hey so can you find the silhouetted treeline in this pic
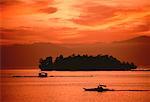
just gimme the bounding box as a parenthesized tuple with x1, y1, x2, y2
(39, 54, 137, 71)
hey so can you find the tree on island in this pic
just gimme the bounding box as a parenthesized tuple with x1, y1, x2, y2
(39, 54, 137, 71)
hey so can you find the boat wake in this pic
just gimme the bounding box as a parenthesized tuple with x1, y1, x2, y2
(112, 90, 150, 92)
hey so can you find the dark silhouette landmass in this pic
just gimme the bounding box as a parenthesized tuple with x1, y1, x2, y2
(39, 54, 137, 71)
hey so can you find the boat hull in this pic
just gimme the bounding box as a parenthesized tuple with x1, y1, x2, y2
(83, 88, 114, 92)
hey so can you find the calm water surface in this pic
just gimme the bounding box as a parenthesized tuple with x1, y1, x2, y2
(0, 69, 150, 102)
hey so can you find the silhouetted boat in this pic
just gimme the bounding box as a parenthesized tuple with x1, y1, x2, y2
(38, 72, 47, 77)
(83, 88, 114, 92)
(83, 84, 114, 92)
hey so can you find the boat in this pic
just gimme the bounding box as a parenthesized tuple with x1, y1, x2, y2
(38, 72, 48, 77)
(83, 84, 114, 92)
(83, 88, 113, 92)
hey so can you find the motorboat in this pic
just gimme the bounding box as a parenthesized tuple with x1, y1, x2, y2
(83, 84, 114, 92)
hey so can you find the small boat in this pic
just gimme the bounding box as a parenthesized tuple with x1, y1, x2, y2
(83, 88, 113, 92)
(38, 72, 48, 77)
(83, 84, 114, 92)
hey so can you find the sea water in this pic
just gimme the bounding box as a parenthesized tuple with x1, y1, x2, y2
(0, 69, 150, 102)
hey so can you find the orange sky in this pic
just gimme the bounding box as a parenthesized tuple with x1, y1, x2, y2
(1, 0, 150, 45)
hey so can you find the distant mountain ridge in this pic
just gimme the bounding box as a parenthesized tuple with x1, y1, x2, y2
(115, 35, 150, 43)
(1, 35, 150, 69)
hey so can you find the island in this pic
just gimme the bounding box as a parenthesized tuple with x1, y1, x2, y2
(39, 54, 137, 71)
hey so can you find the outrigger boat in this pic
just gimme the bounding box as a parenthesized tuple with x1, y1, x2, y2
(83, 84, 114, 92)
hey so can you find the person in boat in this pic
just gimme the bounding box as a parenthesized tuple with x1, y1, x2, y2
(39, 72, 47, 77)
(97, 84, 106, 90)
(97, 84, 104, 90)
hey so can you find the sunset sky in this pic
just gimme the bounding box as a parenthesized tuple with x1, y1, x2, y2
(1, 0, 150, 45)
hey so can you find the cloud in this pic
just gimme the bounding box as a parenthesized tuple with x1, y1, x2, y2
(0, 27, 79, 44)
(1, 0, 150, 45)
(38, 7, 57, 14)
(1, 27, 35, 40)
(0, 0, 22, 6)
(109, 15, 150, 35)
(72, 1, 150, 27)
(1, 0, 57, 17)
(72, 4, 117, 26)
